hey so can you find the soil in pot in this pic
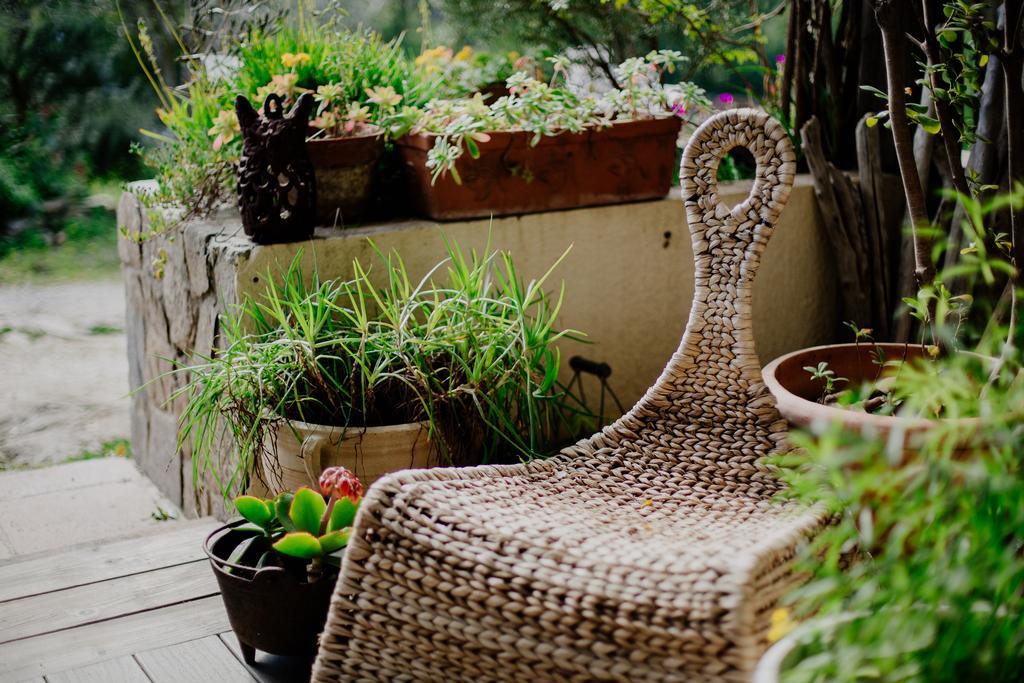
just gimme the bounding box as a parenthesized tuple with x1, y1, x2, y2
(204, 521, 336, 665)
(396, 117, 682, 220)
(306, 130, 384, 226)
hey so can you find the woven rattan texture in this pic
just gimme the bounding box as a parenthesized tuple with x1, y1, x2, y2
(311, 109, 823, 682)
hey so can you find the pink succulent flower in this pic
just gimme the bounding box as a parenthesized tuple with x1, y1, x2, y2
(719, 93, 734, 105)
(775, 54, 786, 64)
(319, 466, 364, 501)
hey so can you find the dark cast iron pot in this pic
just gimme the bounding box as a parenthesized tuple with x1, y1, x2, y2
(204, 520, 337, 665)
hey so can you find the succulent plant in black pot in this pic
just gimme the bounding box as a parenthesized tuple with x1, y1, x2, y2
(204, 466, 364, 665)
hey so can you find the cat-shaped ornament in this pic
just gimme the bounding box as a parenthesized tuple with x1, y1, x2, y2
(235, 92, 316, 244)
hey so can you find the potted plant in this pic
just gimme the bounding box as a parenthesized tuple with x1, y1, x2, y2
(176, 237, 589, 500)
(126, 11, 437, 234)
(305, 80, 387, 226)
(764, 0, 1023, 442)
(390, 51, 709, 220)
(757, 341, 1024, 682)
(214, 50, 407, 227)
(206, 466, 363, 664)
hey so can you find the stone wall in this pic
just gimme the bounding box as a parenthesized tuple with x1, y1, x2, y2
(118, 177, 837, 517)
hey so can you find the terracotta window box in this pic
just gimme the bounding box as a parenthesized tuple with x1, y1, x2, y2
(396, 117, 683, 220)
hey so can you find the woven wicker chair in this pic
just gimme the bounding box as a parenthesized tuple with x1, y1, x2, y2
(312, 108, 824, 682)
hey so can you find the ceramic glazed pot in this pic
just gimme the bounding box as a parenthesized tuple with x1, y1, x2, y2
(396, 117, 682, 220)
(260, 418, 435, 494)
(204, 521, 336, 665)
(305, 130, 384, 225)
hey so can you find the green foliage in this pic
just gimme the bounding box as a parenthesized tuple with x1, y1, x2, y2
(436, 0, 772, 88)
(328, 497, 359, 532)
(288, 487, 326, 536)
(803, 361, 847, 401)
(415, 45, 525, 98)
(272, 531, 324, 559)
(0, 207, 122, 284)
(232, 481, 361, 573)
(775, 341, 1024, 682)
(126, 5, 433, 230)
(175, 237, 591, 500)
(0, 0, 158, 180)
(232, 27, 433, 113)
(404, 51, 709, 182)
(234, 495, 274, 527)
(775, 182, 1024, 679)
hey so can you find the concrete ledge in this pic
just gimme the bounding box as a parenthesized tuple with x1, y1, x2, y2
(118, 178, 837, 516)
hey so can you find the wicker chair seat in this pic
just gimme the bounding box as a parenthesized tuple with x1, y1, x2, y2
(313, 109, 824, 683)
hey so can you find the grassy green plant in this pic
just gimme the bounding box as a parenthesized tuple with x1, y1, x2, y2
(174, 236, 590, 499)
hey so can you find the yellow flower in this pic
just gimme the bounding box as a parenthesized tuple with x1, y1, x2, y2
(454, 45, 473, 61)
(767, 608, 795, 643)
(281, 52, 311, 69)
(415, 45, 452, 66)
(507, 51, 520, 62)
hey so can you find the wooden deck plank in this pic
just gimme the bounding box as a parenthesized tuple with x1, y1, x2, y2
(44, 657, 150, 683)
(0, 595, 230, 681)
(135, 635, 255, 683)
(0, 560, 218, 644)
(0, 519, 218, 602)
(219, 632, 313, 683)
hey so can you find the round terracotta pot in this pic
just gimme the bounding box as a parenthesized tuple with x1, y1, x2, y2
(305, 130, 384, 226)
(762, 343, 978, 454)
(204, 521, 336, 665)
(260, 418, 436, 495)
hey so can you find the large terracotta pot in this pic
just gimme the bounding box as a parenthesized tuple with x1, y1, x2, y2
(260, 418, 435, 494)
(396, 117, 682, 220)
(306, 130, 383, 225)
(762, 343, 977, 454)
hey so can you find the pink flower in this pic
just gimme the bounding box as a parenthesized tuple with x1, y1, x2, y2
(671, 102, 688, 117)
(775, 54, 786, 64)
(319, 466, 364, 501)
(719, 93, 734, 105)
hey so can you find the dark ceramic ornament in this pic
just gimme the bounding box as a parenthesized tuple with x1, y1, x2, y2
(235, 93, 316, 244)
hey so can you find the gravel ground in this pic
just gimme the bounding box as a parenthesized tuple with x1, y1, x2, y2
(0, 280, 129, 467)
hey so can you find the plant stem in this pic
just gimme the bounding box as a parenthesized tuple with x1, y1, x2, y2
(874, 0, 939, 343)
(1000, 0, 1024, 353)
(920, 1, 973, 203)
(307, 556, 323, 584)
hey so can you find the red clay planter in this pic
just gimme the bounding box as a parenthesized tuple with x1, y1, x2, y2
(396, 117, 682, 220)
(762, 343, 935, 436)
(306, 131, 384, 225)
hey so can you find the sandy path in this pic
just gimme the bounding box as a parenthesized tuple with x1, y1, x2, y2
(0, 280, 130, 467)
